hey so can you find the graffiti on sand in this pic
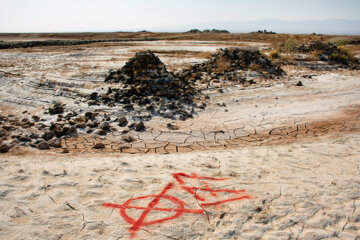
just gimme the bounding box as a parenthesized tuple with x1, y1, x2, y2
(103, 172, 253, 238)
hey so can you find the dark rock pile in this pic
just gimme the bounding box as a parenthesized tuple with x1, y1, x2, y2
(0, 109, 77, 152)
(0, 102, 145, 153)
(105, 50, 170, 83)
(297, 41, 338, 55)
(297, 41, 359, 68)
(90, 51, 205, 120)
(178, 48, 284, 84)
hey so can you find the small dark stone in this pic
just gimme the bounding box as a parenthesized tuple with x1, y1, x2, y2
(94, 129, 107, 136)
(93, 143, 105, 149)
(38, 141, 50, 150)
(0, 144, 10, 153)
(75, 123, 86, 128)
(118, 117, 128, 127)
(85, 127, 93, 134)
(61, 148, 69, 154)
(296, 81, 304, 86)
(48, 138, 62, 148)
(0, 129, 8, 137)
(122, 135, 135, 143)
(48, 102, 64, 115)
(124, 104, 134, 110)
(42, 131, 55, 141)
(167, 123, 179, 130)
(122, 129, 130, 134)
(89, 92, 98, 100)
(99, 122, 110, 131)
(2, 125, 13, 131)
(84, 112, 94, 120)
(17, 136, 31, 142)
(134, 122, 145, 132)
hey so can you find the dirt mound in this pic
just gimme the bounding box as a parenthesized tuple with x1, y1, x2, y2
(298, 41, 338, 55)
(105, 51, 171, 83)
(190, 48, 284, 76)
(177, 48, 284, 86)
(297, 41, 359, 68)
(92, 51, 206, 120)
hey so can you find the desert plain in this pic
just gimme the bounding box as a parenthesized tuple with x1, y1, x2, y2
(0, 32, 360, 239)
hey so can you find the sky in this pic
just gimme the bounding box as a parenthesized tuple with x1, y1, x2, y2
(0, 0, 359, 32)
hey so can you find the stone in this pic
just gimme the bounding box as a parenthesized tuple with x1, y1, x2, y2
(85, 127, 93, 134)
(84, 112, 94, 120)
(42, 131, 54, 141)
(94, 129, 107, 136)
(0, 144, 10, 153)
(122, 135, 136, 143)
(62, 126, 77, 137)
(48, 138, 62, 148)
(93, 143, 105, 149)
(164, 110, 174, 119)
(296, 81, 304, 86)
(48, 102, 64, 115)
(99, 122, 110, 131)
(61, 148, 69, 154)
(75, 123, 86, 128)
(124, 104, 134, 110)
(87, 121, 99, 128)
(134, 122, 145, 132)
(118, 117, 128, 127)
(167, 123, 179, 130)
(0, 129, 7, 137)
(37, 141, 50, 150)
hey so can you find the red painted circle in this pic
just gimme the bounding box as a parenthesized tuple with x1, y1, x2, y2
(119, 194, 186, 226)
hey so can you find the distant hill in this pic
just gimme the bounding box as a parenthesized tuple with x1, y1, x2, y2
(154, 19, 360, 35)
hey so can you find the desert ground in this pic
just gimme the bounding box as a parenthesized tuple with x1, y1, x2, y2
(0, 32, 360, 239)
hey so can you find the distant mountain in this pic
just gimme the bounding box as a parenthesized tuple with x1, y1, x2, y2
(153, 19, 360, 35)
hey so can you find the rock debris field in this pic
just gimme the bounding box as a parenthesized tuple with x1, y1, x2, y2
(0, 39, 360, 239)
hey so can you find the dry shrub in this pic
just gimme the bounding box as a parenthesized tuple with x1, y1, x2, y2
(285, 38, 299, 53)
(328, 46, 354, 64)
(214, 55, 232, 72)
(269, 50, 280, 59)
(311, 50, 323, 61)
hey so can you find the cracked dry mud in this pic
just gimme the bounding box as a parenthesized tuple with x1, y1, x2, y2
(0, 40, 360, 239)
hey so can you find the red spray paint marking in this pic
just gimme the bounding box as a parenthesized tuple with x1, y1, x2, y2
(103, 182, 204, 238)
(200, 195, 252, 207)
(172, 172, 248, 203)
(103, 173, 253, 238)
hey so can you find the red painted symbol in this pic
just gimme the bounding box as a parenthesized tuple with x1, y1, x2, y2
(103, 173, 253, 238)
(173, 173, 251, 207)
(103, 183, 203, 238)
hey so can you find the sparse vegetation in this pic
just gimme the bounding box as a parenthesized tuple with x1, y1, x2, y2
(333, 39, 351, 46)
(214, 55, 232, 72)
(328, 46, 354, 64)
(253, 29, 276, 34)
(284, 38, 299, 53)
(269, 50, 280, 59)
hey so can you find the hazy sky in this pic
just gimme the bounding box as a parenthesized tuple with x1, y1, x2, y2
(0, 0, 359, 32)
